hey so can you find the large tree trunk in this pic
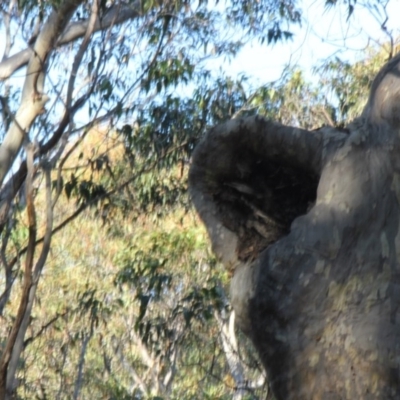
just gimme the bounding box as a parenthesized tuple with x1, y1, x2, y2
(189, 53, 400, 399)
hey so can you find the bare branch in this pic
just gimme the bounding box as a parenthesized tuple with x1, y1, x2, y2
(215, 310, 247, 399)
(24, 310, 69, 348)
(66, 0, 99, 110)
(112, 338, 149, 395)
(1, 0, 17, 62)
(33, 164, 54, 281)
(0, 95, 85, 234)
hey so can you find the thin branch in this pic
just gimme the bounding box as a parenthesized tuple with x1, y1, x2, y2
(66, 0, 99, 111)
(319, 106, 335, 126)
(0, 95, 86, 234)
(6, 139, 191, 270)
(5, 158, 54, 395)
(23, 310, 69, 348)
(112, 338, 149, 395)
(0, 1, 142, 81)
(1, 0, 17, 62)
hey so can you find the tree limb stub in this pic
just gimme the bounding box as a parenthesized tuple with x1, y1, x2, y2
(189, 116, 333, 271)
(189, 54, 400, 398)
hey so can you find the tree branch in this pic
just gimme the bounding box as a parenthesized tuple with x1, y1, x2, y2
(0, 0, 82, 188)
(66, 0, 99, 110)
(214, 310, 247, 399)
(23, 310, 69, 348)
(0, 1, 142, 81)
(0, 95, 86, 235)
(73, 331, 92, 400)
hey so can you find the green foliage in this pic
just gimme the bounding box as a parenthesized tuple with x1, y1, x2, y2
(325, 0, 357, 19)
(64, 174, 107, 205)
(142, 57, 195, 93)
(316, 49, 387, 123)
(23, 44, 384, 399)
(0, 0, 395, 397)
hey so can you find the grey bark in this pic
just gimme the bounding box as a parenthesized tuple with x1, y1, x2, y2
(189, 53, 400, 398)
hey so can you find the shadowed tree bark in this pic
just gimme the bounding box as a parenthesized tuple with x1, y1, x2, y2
(189, 52, 400, 399)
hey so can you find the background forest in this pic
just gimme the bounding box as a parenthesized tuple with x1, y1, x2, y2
(0, 0, 398, 399)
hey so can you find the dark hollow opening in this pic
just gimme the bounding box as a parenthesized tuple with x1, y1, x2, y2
(213, 150, 319, 262)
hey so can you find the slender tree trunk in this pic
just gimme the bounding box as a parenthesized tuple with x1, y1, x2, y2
(73, 332, 92, 400)
(0, 154, 53, 398)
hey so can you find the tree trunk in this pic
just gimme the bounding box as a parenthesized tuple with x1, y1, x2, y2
(189, 53, 400, 399)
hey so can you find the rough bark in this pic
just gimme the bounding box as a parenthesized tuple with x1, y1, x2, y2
(189, 53, 400, 398)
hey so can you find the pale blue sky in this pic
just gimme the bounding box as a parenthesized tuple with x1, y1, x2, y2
(217, 0, 400, 84)
(1, 2, 398, 87)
